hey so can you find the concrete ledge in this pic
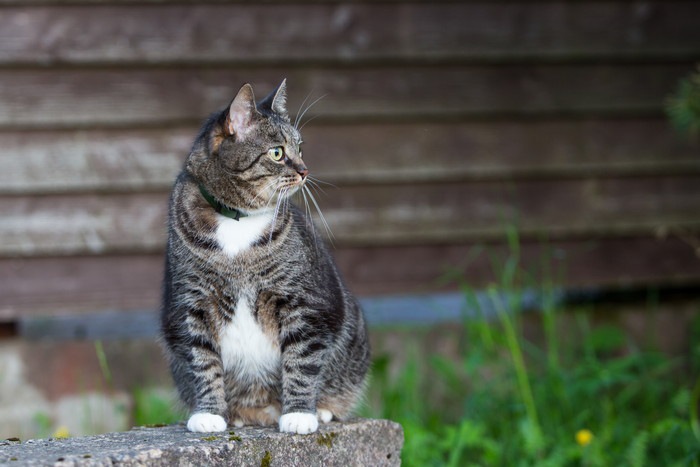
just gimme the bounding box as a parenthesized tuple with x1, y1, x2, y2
(0, 419, 403, 467)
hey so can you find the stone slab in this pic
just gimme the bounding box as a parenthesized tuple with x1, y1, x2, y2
(0, 419, 403, 467)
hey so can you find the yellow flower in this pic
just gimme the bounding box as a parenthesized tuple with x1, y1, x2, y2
(53, 426, 71, 439)
(575, 429, 594, 447)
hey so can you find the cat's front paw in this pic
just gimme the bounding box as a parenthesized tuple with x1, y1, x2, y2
(187, 412, 227, 433)
(279, 412, 318, 434)
(317, 408, 333, 423)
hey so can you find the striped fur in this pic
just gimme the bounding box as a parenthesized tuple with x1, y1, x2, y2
(160, 81, 370, 434)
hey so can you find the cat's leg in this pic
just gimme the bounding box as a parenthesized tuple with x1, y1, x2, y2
(315, 390, 362, 425)
(277, 312, 328, 434)
(314, 321, 370, 425)
(176, 336, 228, 432)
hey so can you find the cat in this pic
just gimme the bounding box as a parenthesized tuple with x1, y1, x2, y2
(160, 80, 371, 435)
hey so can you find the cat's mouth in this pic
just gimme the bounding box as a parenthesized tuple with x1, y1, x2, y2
(279, 175, 306, 194)
(265, 176, 305, 204)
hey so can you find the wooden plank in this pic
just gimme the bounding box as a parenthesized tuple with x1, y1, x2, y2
(1, 175, 699, 256)
(1, 4, 467, 65)
(0, 2, 698, 65)
(305, 120, 700, 183)
(0, 128, 189, 194)
(313, 176, 700, 245)
(339, 236, 700, 293)
(2, 235, 698, 317)
(0, 64, 692, 128)
(0, 255, 164, 319)
(1, 119, 698, 194)
(0, 192, 169, 256)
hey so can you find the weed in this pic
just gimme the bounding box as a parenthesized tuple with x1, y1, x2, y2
(132, 387, 183, 427)
(317, 432, 337, 448)
(260, 450, 272, 467)
(666, 64, 700, 139)
(361, 230, 700, 466)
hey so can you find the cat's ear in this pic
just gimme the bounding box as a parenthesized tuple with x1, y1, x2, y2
(258, 79, 289, 120)
(271, 79, 288, 116)
(226, 83, 258, 140)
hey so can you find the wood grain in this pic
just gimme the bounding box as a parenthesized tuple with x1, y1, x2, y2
(314, 176, 700, 245)
(0, 0, 697, 324)
(0, 3, 698, 65)
(2, 235, 698, 317)
(0, 255, 164, 318)
(1, 119, 697, 194)
(0, 64, 692, 128)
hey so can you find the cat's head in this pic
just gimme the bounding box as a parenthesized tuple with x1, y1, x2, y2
(187, 79, 307, 213)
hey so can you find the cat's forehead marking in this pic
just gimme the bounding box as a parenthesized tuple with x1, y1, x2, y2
(278, 126, 301, 146)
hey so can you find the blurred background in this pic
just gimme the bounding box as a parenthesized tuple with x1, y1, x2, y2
(0, 0, 699, 463)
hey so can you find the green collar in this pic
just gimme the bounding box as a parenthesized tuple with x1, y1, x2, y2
(198, 184, 248, 221)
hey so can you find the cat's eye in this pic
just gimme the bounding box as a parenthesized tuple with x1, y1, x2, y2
(268, 146, 285, 161)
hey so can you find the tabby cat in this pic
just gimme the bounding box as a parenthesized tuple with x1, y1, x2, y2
(160, 80, 370, 435)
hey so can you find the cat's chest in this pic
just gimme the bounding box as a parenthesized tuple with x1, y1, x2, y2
(218, 292, 281, 380)
(214, 212, 274, 256)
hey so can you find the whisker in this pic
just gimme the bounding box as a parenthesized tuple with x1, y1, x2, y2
(305, 184, 334, 244)
(260, 179, 286, 222)
(302, 186, 320, 255)
(296, 94, 327, 131)
(252, 178, 281, 207)
(275, 187, 288, 219)
(305, 178, 332, 196)
(307, 175, 337, 189)
(306, 181, 327, 198)
(298, 113, 322, 131)
(269, 186, 288, 242)
(282, 188, 291, 218)
(294, 90, 314, 130)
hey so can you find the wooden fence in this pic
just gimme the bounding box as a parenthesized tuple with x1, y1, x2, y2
(2, 0, 700, 437)
(1, 1, 699, 319)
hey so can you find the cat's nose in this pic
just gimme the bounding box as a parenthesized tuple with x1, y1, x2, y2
(297, 166, 309, 180)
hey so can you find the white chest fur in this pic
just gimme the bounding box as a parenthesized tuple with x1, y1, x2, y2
(219, 292, 280, 382)
(215, 211, 274, 256)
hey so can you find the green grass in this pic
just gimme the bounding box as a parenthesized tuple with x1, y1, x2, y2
(360, 231, 700, 466)
(131, 387, 184, 427)
(363, 318, 699, 466)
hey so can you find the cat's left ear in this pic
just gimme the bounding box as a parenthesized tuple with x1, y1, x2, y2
(258, 79, 289, 120)
(226, 83, 259, 140)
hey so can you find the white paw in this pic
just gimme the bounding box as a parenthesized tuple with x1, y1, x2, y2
(187, 412, 227, 433)
(279, 412, 319, 434)
(317, 409, 333, 423)
(233, 419, 244, 428)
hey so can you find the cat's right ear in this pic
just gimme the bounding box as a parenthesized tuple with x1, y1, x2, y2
(226, 84, 258, 140)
